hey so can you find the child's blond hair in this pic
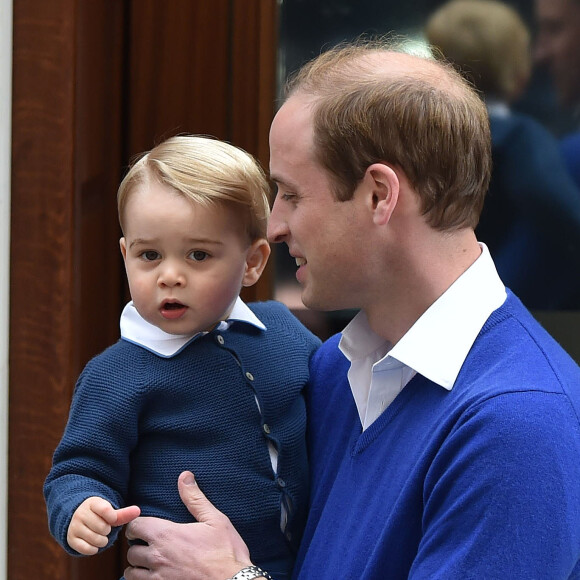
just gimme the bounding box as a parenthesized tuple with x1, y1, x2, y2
(118, 135, 271, 241)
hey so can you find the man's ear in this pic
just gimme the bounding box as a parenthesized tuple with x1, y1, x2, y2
(242, 238, 271, 287)
(365, 163, 400, 225)
(119, 237, 127, 260)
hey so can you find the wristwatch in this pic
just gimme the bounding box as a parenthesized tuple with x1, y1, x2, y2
(227, 565, 273, 580)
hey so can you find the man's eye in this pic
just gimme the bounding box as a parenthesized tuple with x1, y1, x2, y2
(190, 250, 209, 262)
(141, 250, 160, 261)
(281, 193, 297, 202)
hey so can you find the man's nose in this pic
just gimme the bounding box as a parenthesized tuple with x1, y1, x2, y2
(267, 198, 290, 244)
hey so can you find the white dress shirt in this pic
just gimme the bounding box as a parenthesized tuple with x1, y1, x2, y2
(120, 296, 266, 357)
(339, 244, 507, 431)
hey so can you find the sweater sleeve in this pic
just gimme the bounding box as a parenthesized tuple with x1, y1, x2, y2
(43, 347, 142, 556)
(409, 390, 580, 579)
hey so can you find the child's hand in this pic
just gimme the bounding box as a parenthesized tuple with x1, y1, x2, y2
(67, 496, 141, 555)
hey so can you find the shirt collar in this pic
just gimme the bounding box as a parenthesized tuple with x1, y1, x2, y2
(339, 243, 506, 390)
(120, 296, 266, 358)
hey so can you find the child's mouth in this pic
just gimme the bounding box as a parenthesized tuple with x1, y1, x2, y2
(161, 302, 188, 319)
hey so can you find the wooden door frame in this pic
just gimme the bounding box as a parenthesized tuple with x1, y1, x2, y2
(9, 1, 278, 578)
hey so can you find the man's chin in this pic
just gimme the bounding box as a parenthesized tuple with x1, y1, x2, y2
(301, 291, 347, 313)
(300, 290, 323, 311)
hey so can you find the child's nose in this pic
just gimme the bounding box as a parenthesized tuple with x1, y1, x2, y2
(158, 262, 186, 287)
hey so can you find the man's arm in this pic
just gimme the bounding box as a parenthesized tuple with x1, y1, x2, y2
(124, 472, 266, 580)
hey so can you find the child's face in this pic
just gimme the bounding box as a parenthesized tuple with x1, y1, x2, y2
(120, 180, 267, 335)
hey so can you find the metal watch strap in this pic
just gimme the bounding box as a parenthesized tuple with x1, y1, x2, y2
(227, 565, 273, 580)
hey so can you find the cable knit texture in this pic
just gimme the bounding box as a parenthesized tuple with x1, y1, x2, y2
(44, 300, 321, 579)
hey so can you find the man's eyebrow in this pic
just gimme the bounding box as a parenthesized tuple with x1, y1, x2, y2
(269, 174, 294, 189)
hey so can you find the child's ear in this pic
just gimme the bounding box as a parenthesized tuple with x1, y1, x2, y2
(242, 239, 271, 287)
(119, 237, 127, 260)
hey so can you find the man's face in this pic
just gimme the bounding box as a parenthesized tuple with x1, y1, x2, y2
(535, 0, 580, 108)
(267, 95, 370, 312)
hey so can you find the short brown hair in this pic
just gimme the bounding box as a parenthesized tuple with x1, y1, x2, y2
(118, 135, 271, 241)
(284, 39, 491, 230)
(425, 0, 531, 102)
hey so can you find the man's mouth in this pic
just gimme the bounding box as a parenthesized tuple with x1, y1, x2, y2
(295, 257, 307, 267)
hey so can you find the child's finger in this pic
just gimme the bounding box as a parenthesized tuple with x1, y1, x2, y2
(67, 535, 100, 556)
(93, 500, 140, 527)
(67, 525, 109, 555)
(88, 497, 119, 530)
(114, 505, 141, 526)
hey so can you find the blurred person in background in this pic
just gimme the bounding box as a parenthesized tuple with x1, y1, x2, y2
(535, 0, 580, 188)
(426, 0, 580, 310)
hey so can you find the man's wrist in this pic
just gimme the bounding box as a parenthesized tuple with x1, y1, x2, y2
(227, 565, 272, 580)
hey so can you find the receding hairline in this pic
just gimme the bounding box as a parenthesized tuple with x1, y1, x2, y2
(287, 44, 472, 102)
(360, 50, 469, 96)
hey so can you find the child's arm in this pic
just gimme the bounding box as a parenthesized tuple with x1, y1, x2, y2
(67, 496, 141, 555)
(44, 347, 144, 555)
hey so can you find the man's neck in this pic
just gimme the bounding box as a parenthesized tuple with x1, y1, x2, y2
(364, 229, 481, 345)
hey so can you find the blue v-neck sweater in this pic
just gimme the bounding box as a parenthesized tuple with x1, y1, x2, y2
(294, 292, 580, 579)
(44, 301, 320, 579)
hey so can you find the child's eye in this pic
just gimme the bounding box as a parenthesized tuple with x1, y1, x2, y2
(190, 250, 209, 262)
(141, 250, 161, 261)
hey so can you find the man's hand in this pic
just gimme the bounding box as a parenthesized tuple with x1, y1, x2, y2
(124, 471, 253, 580)
(67, 496, 141, 555)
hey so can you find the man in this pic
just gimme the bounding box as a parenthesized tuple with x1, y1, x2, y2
(124, 40, 580, 580)
(535, 0, 580, 187)
(535, 0, 580, 111)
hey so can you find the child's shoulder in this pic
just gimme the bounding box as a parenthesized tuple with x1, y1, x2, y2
(248, 299, 301, 327)
(82, 338, 152, 372)
(73, 339, 154, 399)
(248, 300, 321, 345)
(248, 299, 291, 315)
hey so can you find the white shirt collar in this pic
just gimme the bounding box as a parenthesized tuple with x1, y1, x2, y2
(120, 296, 266, 358)
(339, 243, 507, 390)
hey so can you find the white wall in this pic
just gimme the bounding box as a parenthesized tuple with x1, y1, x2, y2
(0, 0, 11, 578)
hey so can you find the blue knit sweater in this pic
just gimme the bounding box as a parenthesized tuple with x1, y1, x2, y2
(44, 300, 321, 579)
(294, 292, 580, 579)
